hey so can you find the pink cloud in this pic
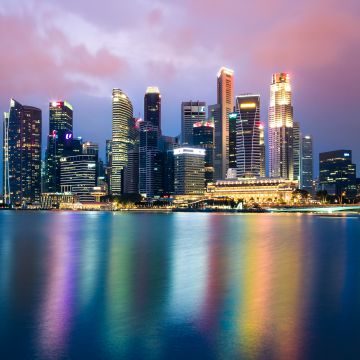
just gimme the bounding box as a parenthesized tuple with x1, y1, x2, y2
(0, 12, 127, 101)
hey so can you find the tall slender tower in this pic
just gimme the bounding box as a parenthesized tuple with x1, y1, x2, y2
(300, 135, 313, 193)
(268, 73, 294, 179)
(111, 88, 133, 195)
(214, 67, 234, 180)
(144, 87, 161, 132)
(293, 121, 301, 181)
(235, 94, 261, 178)
(45, 101, 73, 192)
(259, 123, 266, 177)
(3, 99, 42, 205)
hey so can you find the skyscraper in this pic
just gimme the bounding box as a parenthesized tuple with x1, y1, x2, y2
(268, 73, 294, 179)
(259, 123, 266, 177)
(193, 121, 215, 184)
(228, 112, 237, 171)
(60, 154, 97, 202)
(174, 147, 205, 195)
(319, 150, 357, 199)
(139, 121, 161, 197)
(235, 94, 261, 178)
(214, 67, 234, 180)
(111, 88, 133, 195)
(45, 101, 74, 192)
(181, 101, 206, 145)
(293, 121, 301, 181)
(144, 87, 161, 132)
(3, 99, 42, 205)
(300, 135, 313, 193)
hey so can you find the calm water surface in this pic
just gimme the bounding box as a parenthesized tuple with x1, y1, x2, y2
(0, 211, 359, 359)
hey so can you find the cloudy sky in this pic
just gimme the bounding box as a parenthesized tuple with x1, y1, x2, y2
(0, 0, 359, 172)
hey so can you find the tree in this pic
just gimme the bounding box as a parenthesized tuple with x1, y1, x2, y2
(316, 190, 328, 204)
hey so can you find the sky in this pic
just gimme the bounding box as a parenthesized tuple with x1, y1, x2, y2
(0, 0, 359, 175)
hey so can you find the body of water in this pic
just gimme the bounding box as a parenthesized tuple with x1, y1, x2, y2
(0, 211, 359, 359)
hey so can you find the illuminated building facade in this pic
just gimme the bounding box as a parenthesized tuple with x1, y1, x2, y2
(45, 101, 73, 192)
(144, 87, 161, 131)
(206, 178, 298, 205)
(319, 150, 357, 199)
(124, 118, 140, 194)
(214, 67, 234, 180)
(193, 121, 215, 184)
(181, 101, 206, 144)
(111, 88, 133, 195)
(293, 121, 301, 181)
(3, 99, 42, 205)
(235, 94, 261, 178)
(300, 135, 313, 193)
(259, 123, 266, 177)
(139, 121, 161, 197)
(229, 112, 237, 170)
(268, 73, 294, 179)
(60, 155, 97, 202)
(174, 147, 205, 195)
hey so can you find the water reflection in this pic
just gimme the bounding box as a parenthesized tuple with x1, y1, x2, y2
(0, 212, 359, 359)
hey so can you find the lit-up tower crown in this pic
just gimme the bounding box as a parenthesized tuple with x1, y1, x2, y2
(268, 72, 294, 179)
(144, 86, 161, 133)
(111, 88, 133, 195)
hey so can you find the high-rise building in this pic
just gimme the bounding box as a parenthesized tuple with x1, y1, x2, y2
(319, 150, 357, 199)
(181, 101, 206, 145)
(268, 73, 294, 179)
(229, 112, 237, 171)
(300, 135, 313, 193)
(139, 121, 161, 197)
(293, 121, 301, 182)
(193, 121, 215, 184)
(214, 67, 234, 180)
(174, 147, 205, 195)
(234, 94, 261, 178)
(60, 154, 97, 202)
(82, 141, 99, 158)
(3, 99, 42, 205)
(105, 139, 112, 167)
(45, 101, 73, 192)
(111, 88, 133, 195)
(123, 118, 140, 194)
(259, 123, 266, 177)
(144, 87, 161, 132)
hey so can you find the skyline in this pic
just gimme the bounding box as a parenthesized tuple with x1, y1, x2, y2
(0, 0, 359, 172)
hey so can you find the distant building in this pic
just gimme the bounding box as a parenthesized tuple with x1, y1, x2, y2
(3, 99, 42, 205)
(235, 94, 261, 178)
(268, 73, 294, 179)
(144, 87, 161, 132)
(174, 147, 205, 195)
(123, 118, 140, 194)
(319, 150, 357, 199)
(181, 101, 206, 145)
(213, 67, 234, 180)
(60, 155, 97, 202)
(259, 123, 266, 177)
(229, 112, 237, 170)
(111, 88, 133, 195)
(300, 135, 313, 193)
(193, 121, 215, 185)
(139, 121, 161, 197)
(293, 121, 301, 182)
(207, 178, 298, 205)
(82, 141, 99, 158)
(45, 100, 73, 192)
